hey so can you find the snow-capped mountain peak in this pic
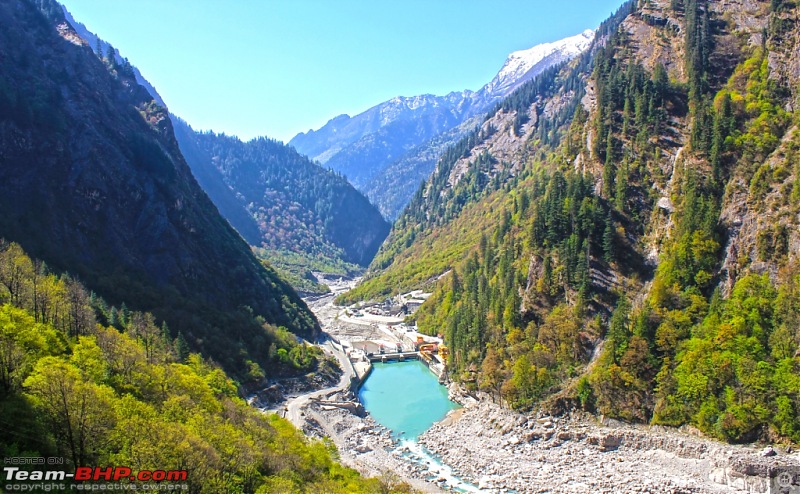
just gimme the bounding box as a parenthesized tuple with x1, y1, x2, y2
(484, 29, 595, 98)
(289, 28, 596, 218)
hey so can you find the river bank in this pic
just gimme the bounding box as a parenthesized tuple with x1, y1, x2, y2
(284, 376, 799, 493)
(417, 385, 799, 493)
(284, 279, 451, 492)
(281, 279, 799, 493)
(299, 388, 454, 492)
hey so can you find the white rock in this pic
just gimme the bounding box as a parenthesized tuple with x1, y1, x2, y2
(657, 196, 674, 212)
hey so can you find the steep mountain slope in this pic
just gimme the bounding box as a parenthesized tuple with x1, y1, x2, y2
(342, 0, 800, 443)
(361, 115, 484, 219)
(290, 30, 594, 219)
(61, 5, 167, 108)
(0, 0, 318, 376)
(57, 7, 388, 291)
(0, 242, 399, 493)
(172, 118, 390, 285)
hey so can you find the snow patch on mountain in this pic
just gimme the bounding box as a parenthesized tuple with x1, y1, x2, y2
(289, 28, 597, 207)
(485, 29, 595, 97)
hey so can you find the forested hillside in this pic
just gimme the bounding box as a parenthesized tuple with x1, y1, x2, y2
(361, 116, 485, 220)
(0, 2, 406, 489)
(343, 0, 800, 444)
(0, 241, 404, 493)
(173, 118, 390, 292)
(0, 0, 318, 378)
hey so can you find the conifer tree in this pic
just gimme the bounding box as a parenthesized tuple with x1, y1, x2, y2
(603, 133, 616, 200)
(603, 212, 615, 263)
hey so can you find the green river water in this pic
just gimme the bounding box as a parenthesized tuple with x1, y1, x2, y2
(358, 360, 458, 438)
(358, 359, 479, 492)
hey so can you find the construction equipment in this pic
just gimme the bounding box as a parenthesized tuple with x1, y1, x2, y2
(418, 343, 438, 353)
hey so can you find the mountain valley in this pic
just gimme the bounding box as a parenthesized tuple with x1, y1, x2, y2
(1, 0, 799, 492)
(345, 0, 800, 450)
(172, 117, 390, 293)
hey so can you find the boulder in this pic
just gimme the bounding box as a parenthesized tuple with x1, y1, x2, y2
(355, 443, 372, 454)
(589, 433, 622, 452)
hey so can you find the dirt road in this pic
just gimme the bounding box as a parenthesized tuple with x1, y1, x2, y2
(286, 335, 354, 428)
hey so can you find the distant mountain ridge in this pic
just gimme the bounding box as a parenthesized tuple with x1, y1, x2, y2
(172, 117, 390, 278)
(484, 29, 594, 96)
(289, 29, 594, 219)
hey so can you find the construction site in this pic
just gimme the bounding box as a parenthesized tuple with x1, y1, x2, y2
(340, 316, 449, 385)
(305, 280, 449, 387)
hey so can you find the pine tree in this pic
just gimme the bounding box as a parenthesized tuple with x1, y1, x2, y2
(622, 96, 632, 136)
(603, 133, 616, 200)
(603, 212, 615, 263)
(652, 63, 669, 105)
(108, 307, 118, 328)
(119, 302, 129, 327)
(615, 158, 628, 212)
(105, 44, 116, 66)
(174, 332, 190, 362)
(608, 295, 631, 361)
(161, 321, 171, 345)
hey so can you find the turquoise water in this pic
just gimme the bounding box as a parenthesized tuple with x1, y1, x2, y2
(358, 360, 458, 439)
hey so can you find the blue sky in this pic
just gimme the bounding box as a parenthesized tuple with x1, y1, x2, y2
(60, 0, 624, 143)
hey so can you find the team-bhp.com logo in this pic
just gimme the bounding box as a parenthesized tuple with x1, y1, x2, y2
(5, 466, 187, 482)
(74, 468, 187, 482)
(4, 464, 188, 491)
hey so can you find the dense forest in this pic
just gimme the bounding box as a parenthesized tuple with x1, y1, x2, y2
(0, 241, 408, 493)
(172, 118, 390, 293)
(0, 2, 410, 490)
(345, 0, 800, 444)
(338, 1, 633, 306)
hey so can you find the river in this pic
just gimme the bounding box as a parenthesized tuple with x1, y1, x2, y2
(359, 360, 457, 439)
(359, 360, 478, 492)
(299, 282, 477, 492)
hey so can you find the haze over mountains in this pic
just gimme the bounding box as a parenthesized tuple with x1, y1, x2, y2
(290, 29, 595, 219)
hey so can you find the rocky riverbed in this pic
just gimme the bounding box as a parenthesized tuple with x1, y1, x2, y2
(299, 388, 449, 492)
(417, 385, 799, 493)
